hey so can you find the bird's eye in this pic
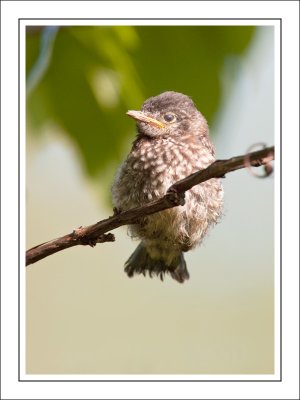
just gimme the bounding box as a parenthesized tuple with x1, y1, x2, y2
(163, 113, 176, 123)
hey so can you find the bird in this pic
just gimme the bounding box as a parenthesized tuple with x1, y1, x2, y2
(111, 91, 223, 283)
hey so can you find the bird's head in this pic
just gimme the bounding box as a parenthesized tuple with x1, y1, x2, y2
(127, 91, 208, 140)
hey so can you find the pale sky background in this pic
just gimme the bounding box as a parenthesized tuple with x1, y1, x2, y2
(26, 27, 275, 375)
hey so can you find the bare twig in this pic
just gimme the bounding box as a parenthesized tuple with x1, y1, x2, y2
(26, 145, 274, 266)
(243, 143, 274, 178)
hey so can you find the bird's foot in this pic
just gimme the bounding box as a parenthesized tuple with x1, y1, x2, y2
(166, 187, 185, 206)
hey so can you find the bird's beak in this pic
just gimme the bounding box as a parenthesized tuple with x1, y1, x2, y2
(126, 110, 165, 129)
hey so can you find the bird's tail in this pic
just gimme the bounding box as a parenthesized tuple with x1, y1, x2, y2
(124, 242, 189, 283)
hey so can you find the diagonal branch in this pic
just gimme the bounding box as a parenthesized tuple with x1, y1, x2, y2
(26, 145, 274, 266)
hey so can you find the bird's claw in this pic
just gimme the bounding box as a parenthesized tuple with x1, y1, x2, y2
(166, 188, 185, 206)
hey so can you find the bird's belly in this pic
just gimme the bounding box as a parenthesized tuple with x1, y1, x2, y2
(112, 144, 223, 250)
(130, 183, 221, 251)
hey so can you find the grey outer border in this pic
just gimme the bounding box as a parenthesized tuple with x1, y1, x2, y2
(19, 18, 282, 384)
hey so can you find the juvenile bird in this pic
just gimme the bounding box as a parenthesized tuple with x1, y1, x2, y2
(111, 91, 223, 283)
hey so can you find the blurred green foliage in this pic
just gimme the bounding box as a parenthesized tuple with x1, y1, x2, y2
(26, 26, 255, 177)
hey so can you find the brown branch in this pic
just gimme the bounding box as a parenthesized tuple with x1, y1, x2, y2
(26, 145, 274, 266)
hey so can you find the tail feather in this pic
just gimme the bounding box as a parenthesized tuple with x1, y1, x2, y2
(124, 243, 189, 283)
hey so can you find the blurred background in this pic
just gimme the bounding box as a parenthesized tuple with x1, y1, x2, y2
(26, 25, 274, 375)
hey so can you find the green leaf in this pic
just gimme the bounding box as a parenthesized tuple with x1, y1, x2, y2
(26, 25, 255, 177)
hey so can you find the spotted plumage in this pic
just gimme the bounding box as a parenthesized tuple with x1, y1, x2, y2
(111, 91, 223, 283)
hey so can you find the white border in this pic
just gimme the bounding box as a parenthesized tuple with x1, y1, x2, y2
(273, 18, 282, 386)
(23, 19, 278, 26)
(19, 17, 281, 383)
(19, 19, 27, 388)
(1, 1, 299, 399)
